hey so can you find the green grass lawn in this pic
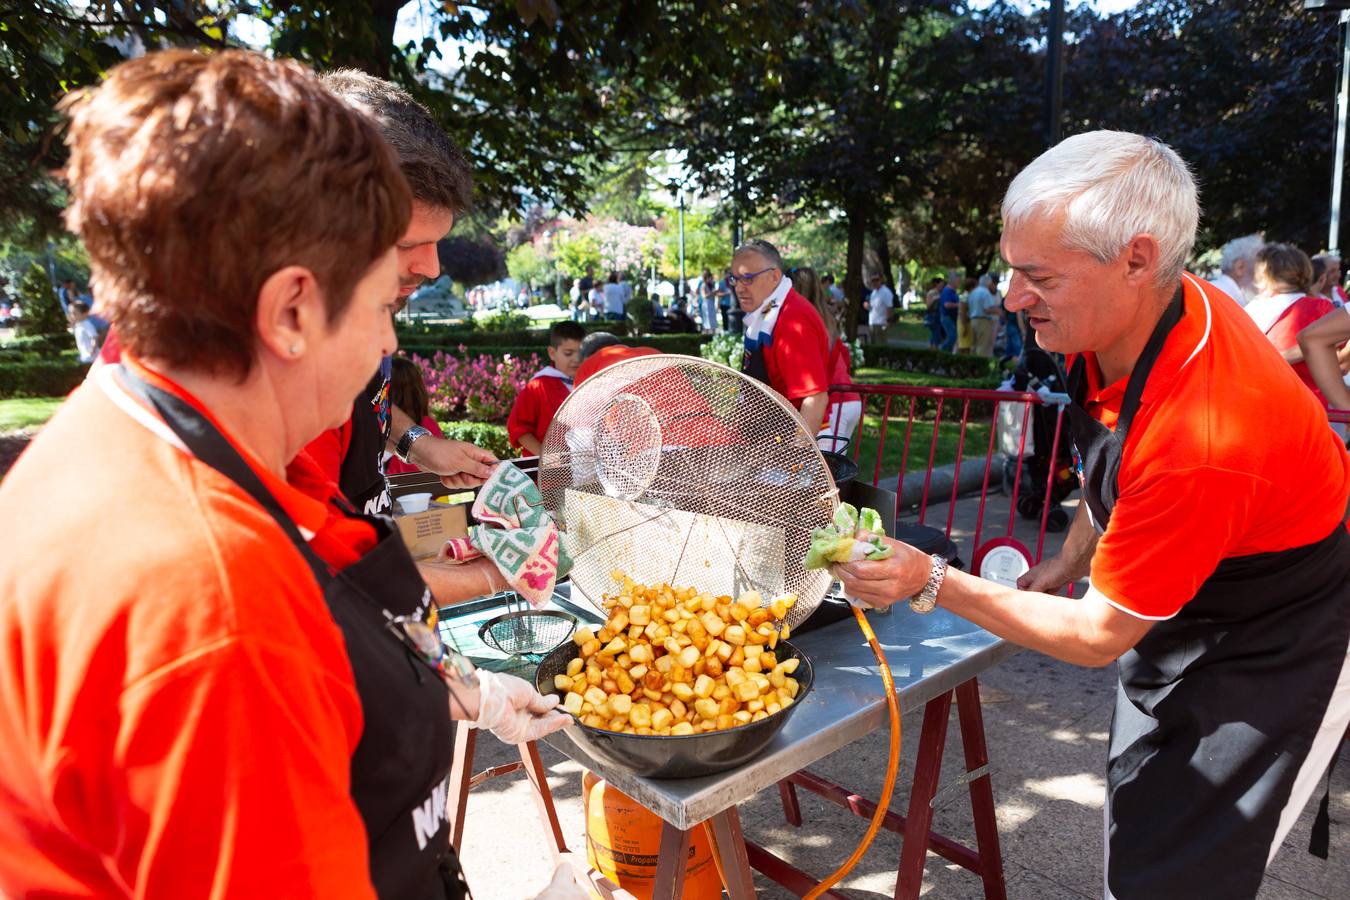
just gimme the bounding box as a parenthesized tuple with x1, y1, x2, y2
(0, 397, 64, 433)
(853, 366, 1001, 390)
(852, 412, 992, 479)
(836, 367, 999, 476)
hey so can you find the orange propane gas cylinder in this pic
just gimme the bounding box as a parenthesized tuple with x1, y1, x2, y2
(582, 772, 721, 899)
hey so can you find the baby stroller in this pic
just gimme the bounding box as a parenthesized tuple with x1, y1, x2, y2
(1001, 333, 1075, 532)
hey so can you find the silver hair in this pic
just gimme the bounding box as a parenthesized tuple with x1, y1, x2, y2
(978, 274, 994, 288)
(1313, 250, 1341, 265)
(1001, 130, 1200, 286)
(1219, 234, 1264, 275)
(733, 239, 784, 271)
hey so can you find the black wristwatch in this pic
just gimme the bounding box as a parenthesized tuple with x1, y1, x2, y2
(395, 425, 431, 463)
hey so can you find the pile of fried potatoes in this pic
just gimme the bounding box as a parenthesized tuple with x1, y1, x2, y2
(555, 574, 802, 735)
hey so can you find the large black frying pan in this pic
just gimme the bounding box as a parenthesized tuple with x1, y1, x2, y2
(535, 640, 814, 779)
(818, 434, 859, 486)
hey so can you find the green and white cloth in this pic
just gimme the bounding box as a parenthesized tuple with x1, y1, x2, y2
(804, 503, 892, 570)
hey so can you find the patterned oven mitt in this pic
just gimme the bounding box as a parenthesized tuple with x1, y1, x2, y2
(441, 463, 573, 607)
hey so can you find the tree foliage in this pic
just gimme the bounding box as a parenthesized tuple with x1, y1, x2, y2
(1062, 0, 1342, 253)
(3, 0, 786, 243)
(5, 0, 1346, 283)
(658, 210, 730, 281)
(16, 262, 69, 337)
(437, 235, 504, 287)
(505, 240, 554, 289)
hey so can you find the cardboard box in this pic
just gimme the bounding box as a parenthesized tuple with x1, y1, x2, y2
(394, 502, 469, 560)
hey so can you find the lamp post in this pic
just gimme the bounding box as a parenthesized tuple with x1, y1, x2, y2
(1307, 1, 1350, 253)
(678, 188, 687, 301)
(1045, 0, 1065, 147)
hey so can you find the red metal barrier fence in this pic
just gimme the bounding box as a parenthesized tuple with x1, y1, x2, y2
(832, 383, 1068, 568)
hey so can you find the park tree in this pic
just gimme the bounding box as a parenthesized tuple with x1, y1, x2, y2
(658, 210, 731, 283)
(505, 241, 552, 290)
(879, 0, 1347, 282)
(639, 1, 962, 338)
(437, 236, 504, 287)
(4, 0, 784, 245)
(1063, 0, 1344, 254)
(889, 1, 1047, 279)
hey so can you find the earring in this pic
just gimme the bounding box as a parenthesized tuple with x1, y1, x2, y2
(289, 345, 299, 355)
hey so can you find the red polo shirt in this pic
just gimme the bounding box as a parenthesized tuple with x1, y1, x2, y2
(762, 289, 830, 407)
(1075, 274, 1350, 620)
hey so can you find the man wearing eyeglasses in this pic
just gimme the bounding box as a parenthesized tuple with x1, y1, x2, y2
(732, 239, 831, 432)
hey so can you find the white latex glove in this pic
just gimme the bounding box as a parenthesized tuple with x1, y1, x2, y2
(471, 669, 572, 744)
(532, 863, 588, 900)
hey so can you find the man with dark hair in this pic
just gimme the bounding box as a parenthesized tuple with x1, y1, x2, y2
(507, 320, 584, 455)
(59, 279, 78, 317)
(299, 71, 495, 516)
(573, 331, 660, 386)
(577, 330, 623, 362)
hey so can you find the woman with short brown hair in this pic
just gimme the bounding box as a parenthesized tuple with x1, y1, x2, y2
(0, 50, 573, 900)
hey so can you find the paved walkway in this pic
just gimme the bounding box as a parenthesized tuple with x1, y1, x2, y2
(456, 489, 1350, 898)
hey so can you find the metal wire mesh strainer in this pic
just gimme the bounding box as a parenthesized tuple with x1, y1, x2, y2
(478, 606, 578, 658)
(540, 355, 839, 631)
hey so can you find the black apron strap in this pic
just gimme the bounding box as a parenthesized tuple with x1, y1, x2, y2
(1064, 286, 1185, 532)
(115, 365, 332, 587)
(1112, 285, 1185, 445)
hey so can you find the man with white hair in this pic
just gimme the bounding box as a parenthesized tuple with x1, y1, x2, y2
(838, 130, 1350, 898)
(1313, 251, 1346, 307)
(1211, 233, 1263, 306)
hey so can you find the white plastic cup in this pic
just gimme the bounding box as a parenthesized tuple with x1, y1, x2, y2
(397, 492, 433, 514)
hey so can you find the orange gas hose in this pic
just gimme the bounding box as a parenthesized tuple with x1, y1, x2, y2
(803, 605, 903, 899)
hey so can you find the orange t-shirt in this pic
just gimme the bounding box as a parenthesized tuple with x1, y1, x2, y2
(1075, 275, 1350, 620)
(0, 361, 380, 898)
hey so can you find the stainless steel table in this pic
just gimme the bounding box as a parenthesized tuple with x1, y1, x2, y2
(535, 597, 1020, 899)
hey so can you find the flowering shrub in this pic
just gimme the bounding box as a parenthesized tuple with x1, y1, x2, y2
(848, 339, 865, 371)
(698, 333, 865, 376)
(553, 217, 662, 276)
(411, 347, 543, 425)
(699, 332, 743, 368)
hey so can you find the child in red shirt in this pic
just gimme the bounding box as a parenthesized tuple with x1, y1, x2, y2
(507, 320, 584, 455)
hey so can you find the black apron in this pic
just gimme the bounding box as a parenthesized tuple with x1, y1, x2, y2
(117, 366, 470, 900)
(742, 332, 772, 386)
(1065, 292, 1350, 899)
(341, 364, 394, 517)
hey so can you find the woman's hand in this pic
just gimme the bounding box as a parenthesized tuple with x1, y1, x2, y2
(471, 670, 572, 744)
(418, 557, 504, 606)
(835, 537, 932, 608)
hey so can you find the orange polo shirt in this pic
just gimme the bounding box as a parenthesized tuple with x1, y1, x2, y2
(1075, 275, 1350, 620)
(0, 361, 379, 898)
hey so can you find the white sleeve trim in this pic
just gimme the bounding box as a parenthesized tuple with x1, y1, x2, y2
(1082, 584, 1180, 622)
